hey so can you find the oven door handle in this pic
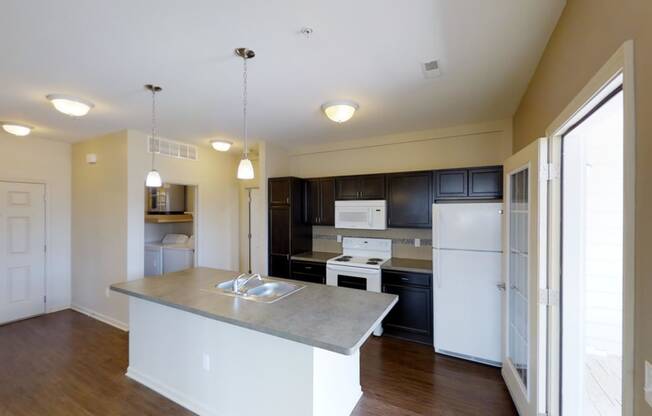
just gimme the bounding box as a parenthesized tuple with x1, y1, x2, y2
(326, 264, 380, 275)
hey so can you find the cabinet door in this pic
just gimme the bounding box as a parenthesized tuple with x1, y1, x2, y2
(335, 176, 360, 200)
(307, 179, 321, 224)
(319, 178, 335, 225)
(269, 254, 290, 278)
(387, 172, 432, 228)
(382, 283, 433, 344)
(269, 206, 290, 255)
(359, 175, 385, 199)
(434, 169, 468, 200)
(269, 178, 290, 205)
(468, 166, 503, 199)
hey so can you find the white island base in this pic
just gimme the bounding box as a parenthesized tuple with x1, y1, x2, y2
(126, 298, 363, 416)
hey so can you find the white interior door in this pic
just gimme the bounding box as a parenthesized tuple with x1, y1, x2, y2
(0, 182, 46, 324)
(502, 139, 548, 416)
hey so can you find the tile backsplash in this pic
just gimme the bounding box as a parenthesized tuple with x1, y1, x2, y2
(312, 226, 432, 260)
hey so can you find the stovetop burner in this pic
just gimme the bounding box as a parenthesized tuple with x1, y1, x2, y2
(368, 258, 383, 262)
(335, 256, 352, 262)
(366, 261, 379, 265)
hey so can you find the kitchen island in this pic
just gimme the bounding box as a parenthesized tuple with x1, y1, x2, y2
(110, 267, 397, 416)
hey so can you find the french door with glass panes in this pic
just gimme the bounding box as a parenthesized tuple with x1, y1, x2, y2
(502, 138, 548, 416)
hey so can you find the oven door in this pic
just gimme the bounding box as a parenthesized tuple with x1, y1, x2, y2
(326, 264, 381, 292)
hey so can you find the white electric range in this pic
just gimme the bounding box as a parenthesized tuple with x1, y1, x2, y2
(326, 237, 392, 336)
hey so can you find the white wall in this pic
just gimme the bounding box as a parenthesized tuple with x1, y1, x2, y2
(0, 135, 71, 313)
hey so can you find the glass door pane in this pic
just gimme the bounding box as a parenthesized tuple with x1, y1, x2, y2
(509, 168, 530, 390)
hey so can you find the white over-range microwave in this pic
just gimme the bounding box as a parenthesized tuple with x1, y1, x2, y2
(334, 200, 387, 230)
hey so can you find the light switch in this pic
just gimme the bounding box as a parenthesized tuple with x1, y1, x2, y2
(414, 238, 421, 247)
(646, 361, 652, 407)
(336, 235, 342, 243)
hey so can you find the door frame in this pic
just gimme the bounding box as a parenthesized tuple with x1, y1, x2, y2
(0, 179, 48, 318)
(544, 40, 636, 416)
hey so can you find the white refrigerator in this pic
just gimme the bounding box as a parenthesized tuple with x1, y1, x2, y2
(432, 202, 503, 366)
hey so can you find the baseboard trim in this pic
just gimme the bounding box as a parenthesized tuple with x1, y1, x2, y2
(126, 367, 215, 416)
(70, 304, 129, 332)
(46, 304, 71, 314)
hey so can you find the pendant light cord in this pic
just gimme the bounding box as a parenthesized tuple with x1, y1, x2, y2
(151, 87, 157, 170)
(242, 55, 248, 159)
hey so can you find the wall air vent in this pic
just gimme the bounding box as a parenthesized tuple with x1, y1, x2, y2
(422, 60, 441, 79)
(148, 137, 198, 161)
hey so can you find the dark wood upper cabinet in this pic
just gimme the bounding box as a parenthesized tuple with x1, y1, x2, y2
(468, 167, 503, 199)
(387, 171, 432, 228)
(307, 178, 335, 226)
(434, 166, 503, 201)
(320, 179, 335, 225)
(269, 179, 291, 205)
(359, 175, 385, 199)
(335, 174, 385, 200)
(335, 176, 360, 200)
(434, 169, 468, 200)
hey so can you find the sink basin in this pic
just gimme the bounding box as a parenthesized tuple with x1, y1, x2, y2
(207, 276, 305, 303)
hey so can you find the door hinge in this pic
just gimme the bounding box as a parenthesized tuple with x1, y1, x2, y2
(44, 244, 47, 253)
(541, 162, 560, 181)
(44, 295, 47, 304)
(539, 288, 559, 306)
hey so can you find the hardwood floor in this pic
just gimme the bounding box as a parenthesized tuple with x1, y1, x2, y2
(0, 310, 516, 415)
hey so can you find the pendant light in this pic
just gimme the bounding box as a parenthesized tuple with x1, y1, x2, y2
(145, 84, 163, 188)
(235, 48, 255, 180)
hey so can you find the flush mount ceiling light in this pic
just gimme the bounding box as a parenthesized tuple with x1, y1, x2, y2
(235, 47, 255, 180)
(321, 100, 359, 123)
(145, 84, 163, 188)
(211, 140, 232, 152)
(1, 122, 32, 136)
(46, 94, 94, 117)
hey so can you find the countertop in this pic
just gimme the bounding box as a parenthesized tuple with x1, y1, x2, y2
(381, 258, 433, 274)
(110, 267, 397, 355)
(291, 251, 340, 263)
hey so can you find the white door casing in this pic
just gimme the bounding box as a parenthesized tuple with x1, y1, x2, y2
(502, 138, 548, 416)
(0, 182, 46, 324)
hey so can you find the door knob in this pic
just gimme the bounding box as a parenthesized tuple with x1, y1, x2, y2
(496, 282, 506, 291)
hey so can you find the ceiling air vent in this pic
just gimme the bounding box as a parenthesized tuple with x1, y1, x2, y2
(422, 60, 441, 79)
(148, 137, 198, 161)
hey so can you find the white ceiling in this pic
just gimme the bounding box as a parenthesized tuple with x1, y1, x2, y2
(0, 0, 565, 148)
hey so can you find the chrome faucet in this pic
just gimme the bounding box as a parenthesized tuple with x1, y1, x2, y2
(232, 273, 261, 294)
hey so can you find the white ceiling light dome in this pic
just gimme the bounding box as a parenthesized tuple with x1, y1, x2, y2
(321, 100, 359, 123)
(46, 94, 94, 116)
(2, 122, 32, 136)
(211, 140, 232, 152)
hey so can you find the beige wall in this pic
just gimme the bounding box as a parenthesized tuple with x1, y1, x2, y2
(72, 130, 240, 328)
(71, 131, 129, 327)
(0, 135, 71, 313)
(127, 130, 240, 281)
(289, 120, 512, 178)
(512, 0, 652, 413)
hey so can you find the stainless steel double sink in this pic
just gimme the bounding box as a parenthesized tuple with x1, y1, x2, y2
(206, 275, 305, 303)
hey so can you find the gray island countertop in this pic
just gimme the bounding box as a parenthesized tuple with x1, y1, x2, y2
(110, 267, 397, 355)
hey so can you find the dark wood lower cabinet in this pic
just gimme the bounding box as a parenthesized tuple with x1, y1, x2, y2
(290, 260, 326, 284)
(382, 270, 433, 345)
(269, 254, 290, 278)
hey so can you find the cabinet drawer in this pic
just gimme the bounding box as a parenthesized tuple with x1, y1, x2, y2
(290, 272, 325, 284)
(291, 260, 325, 276)
(382, 270, 432, 287)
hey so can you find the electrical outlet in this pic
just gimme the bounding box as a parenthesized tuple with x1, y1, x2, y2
(203, 353, 211, 372)
(105, 287, 110, 298)
(414, 238, 421, 247)
(646, 361, 652, 407)
(337, 235, 342, 243)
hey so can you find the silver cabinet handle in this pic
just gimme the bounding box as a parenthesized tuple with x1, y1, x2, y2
(496, 282, 506, 291)
(305, 266, 312, 270)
